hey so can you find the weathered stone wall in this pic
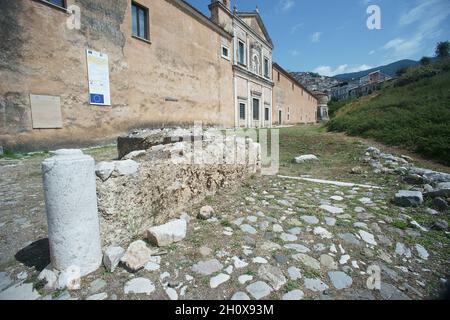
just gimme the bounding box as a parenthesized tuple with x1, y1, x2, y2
(272, 64, 318, 125)
(0, 0, 234, 151)
(96, 135, 261, 245)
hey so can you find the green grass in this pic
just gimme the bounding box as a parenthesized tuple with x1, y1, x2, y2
(392, 220, 408, 230)
(284, 280, 300, 292)
(0, 149, 25, 159)
(51, 288, 67, 299)
(0, 149, 49, 160)
(220, 219, 231, 227)
(327, 58, 450, 166)
(203, 195, 214, 205)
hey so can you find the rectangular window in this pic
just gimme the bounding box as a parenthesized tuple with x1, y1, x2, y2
(277, 72, 280, 82)
(221, 45, 230, 60)
(239, 103, 246, 120)
(264, 107, 269, 121)
(238, 40, 246, 65)
(252, 98, 259, 120)
(41, 0, 66, 8)
(287, 107, 290, 121)
(264, 57, 270, 78)
(132, 2, 149, 41)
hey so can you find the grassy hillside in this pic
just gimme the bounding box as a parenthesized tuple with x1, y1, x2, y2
(327, 58, 450, 166)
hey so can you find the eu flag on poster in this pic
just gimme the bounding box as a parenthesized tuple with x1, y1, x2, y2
(90, 93, 105, 104)
(86, 49, 111, 105)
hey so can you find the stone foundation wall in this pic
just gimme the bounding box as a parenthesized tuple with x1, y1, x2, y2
(96, 134, 261, 245)
(116, 128, 202, 159)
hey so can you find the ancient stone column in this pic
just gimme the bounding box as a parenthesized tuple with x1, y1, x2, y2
(42, 149, 102, 276)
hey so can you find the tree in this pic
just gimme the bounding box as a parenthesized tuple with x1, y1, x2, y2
(420, 56, 432, 66)
(396, 67, 409, 77)
(435, 41, 450, 58)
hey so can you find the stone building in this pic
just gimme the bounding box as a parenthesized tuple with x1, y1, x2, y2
(330, 70, 391, 101)
(272, 63, 318, 125)
(313, 91, 329, 122)
(232, 13, 274, 128)
(0, 0, 312, 151)
(330, 81, 359, 101)
(348, 70, 392, 99)
(0, 0, 231, 150)
(209, 1, 274, 129)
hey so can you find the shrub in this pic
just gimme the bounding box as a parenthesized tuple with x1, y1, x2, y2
(420, 56, 432, 66)
(435, 41, 450, 58)
(396, 67, 409, 77)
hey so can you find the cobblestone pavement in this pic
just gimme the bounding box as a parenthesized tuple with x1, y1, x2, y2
(0, 127, 448, 300)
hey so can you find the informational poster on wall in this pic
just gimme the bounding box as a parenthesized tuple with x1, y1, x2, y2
(86, 49, 111, 106)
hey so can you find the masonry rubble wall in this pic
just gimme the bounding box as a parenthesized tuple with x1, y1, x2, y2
(96, 133, 261, 245)
(116, 128, 201, 159)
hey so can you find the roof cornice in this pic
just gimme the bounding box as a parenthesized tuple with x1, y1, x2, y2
(167, 0, 233, 39)
(273, 63, 318, 99)
(233, 65, 274, 87)
(208, 1, 234, 18)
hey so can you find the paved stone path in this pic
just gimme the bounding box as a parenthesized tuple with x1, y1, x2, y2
(0, 144, 448, 300)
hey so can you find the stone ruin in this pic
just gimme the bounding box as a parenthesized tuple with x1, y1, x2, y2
(363, 146, 450, 212)
(96, 128, 261, 245)
(116, 127, 204, 159)
(36, 127, 261, 287)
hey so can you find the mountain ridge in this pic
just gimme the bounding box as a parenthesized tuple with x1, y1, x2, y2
(290, 59, 420, 93)
(332, 59, 419, 81)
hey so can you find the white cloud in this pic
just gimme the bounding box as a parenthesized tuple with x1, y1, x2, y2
(279, 0, 295, 12)
(369, 50, 376, 55)
(290, 23, 304, 34)
(399, 0, 448, 26)
(311, 32, 322, 43)
(290, 50, 300, 57)
(383, 0, 450, 60)
(313, 64, 372, 77)
(383, 37, 420, 53)
(381, 36, 424, 60)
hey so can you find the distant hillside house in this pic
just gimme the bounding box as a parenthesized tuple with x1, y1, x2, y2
(272, 64, 318, 125)
(290, 71, 340, 95)
(331, 70, 391, 101)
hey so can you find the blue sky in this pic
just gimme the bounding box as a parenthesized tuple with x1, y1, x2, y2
(187, 0, 450, 76)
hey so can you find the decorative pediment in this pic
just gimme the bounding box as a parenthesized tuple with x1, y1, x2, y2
(237, 12, 273, 47)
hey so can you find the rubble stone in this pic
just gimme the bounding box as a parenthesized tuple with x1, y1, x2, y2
(294, 155, 319, 163)
(103, 246, 125, 272)
(395, 190, 423, 207)
(147, 219, 187, 247)
(120, 240, 155, 271)
(198, 206, 214, 220)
